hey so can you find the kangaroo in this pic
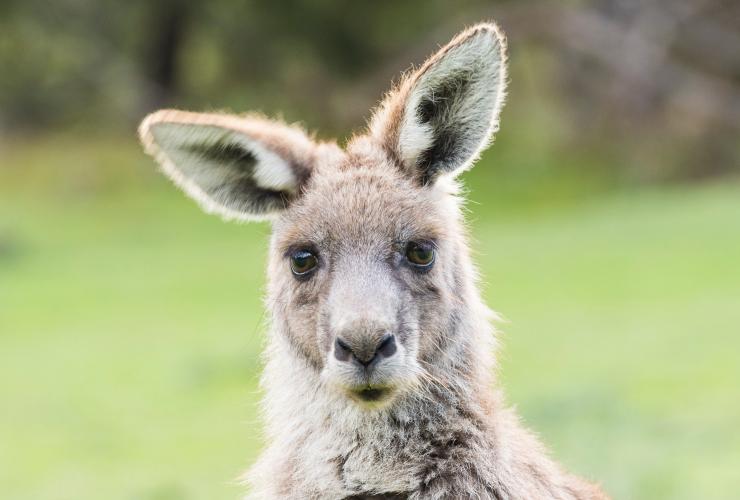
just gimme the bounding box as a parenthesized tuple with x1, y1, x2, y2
(139, 22, 607, 500)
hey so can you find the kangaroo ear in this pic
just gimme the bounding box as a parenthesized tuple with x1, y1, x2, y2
(138, 110, 317, 220)
(369, 23, 507, 185)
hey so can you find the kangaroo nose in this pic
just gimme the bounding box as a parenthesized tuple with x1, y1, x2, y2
(334, 334, 397, 366)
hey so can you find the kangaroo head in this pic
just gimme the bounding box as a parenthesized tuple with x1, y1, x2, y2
(139, 23, 507, 407)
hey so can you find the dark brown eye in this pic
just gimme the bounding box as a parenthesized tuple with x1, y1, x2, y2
(290, 250, 318, 276)
(405, 242, 435, 268)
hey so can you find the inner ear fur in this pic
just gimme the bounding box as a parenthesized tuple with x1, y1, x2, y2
(369, 22, 508, 185)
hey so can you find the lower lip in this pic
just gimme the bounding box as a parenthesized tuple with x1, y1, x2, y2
(353, 387, 390, 402)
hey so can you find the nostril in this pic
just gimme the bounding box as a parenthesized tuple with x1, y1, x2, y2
(377, 334, 397, 358)
(334, 337, 352, 362)
(333, 334, 397, 366)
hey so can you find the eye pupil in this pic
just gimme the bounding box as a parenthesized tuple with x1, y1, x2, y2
(290, 250, 318, 276)
(406, 242, 435, 267)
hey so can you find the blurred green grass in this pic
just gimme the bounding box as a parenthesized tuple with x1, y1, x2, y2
(1, 135, 739, 500)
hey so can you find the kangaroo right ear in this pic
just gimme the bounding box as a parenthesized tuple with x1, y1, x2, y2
(369, 23, 507, 185)
(138, 110, 318, 221)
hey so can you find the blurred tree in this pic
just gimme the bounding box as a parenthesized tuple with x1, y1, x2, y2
(141, 0, 191, 110)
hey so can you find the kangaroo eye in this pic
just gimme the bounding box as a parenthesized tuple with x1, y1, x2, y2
(405, 242, 435, 268)
(290, 250, 318, 276)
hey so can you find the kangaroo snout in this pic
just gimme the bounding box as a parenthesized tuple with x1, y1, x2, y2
(334, 333, 397, 368)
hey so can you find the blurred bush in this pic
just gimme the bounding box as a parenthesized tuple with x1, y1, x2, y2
(1, 0, 739, 180)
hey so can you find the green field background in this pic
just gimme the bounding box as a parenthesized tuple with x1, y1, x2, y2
(1, 135, 738, 499)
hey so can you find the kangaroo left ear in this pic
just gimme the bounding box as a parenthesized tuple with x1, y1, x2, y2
(369, 23, 507, 185)
(139, 110, 318, 221)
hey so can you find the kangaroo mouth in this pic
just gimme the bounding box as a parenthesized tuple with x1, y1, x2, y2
(350, 385, 392, 403)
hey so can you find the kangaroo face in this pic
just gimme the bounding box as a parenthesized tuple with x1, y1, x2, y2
(267, 155, 465, 404)
(138, 23, 507, 407)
